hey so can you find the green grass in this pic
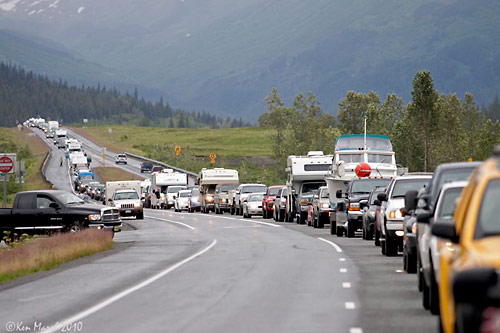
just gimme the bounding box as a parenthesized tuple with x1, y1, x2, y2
(71, 126, 274, 157)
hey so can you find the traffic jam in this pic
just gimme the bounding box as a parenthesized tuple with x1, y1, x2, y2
(19, 119, 500, 333)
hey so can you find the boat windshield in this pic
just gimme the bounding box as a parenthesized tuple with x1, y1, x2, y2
(336, 135, 393, 151)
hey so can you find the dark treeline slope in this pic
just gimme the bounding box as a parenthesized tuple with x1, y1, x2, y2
(0, 63, 249, 128)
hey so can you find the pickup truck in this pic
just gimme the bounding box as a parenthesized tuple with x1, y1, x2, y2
(0, 190, 122, 235)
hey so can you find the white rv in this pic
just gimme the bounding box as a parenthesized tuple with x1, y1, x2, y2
(48, 121, 59, 132)
(325, 134, 398, 235)
(285, 151, 333, 224)
(198, 168, 239, 213)
(55, 129, 67, 138)
(151, 171, 188, 209)
(106, 180, 143, 219)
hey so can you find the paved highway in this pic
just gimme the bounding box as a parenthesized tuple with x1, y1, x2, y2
(6, 128, 439, 333)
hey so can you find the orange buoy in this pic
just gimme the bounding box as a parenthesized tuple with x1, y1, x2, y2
(355, 162, 372, 178)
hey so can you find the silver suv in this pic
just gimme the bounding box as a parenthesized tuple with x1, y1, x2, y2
(234, 184, 267, 216)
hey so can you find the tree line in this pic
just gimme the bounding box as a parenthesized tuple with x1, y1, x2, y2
(259, 71, 500, 172)
(0, 63, 249, 128)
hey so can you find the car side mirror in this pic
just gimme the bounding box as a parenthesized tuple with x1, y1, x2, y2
(314, 195, 319, 199)
(359, 200, 368, 210)
(404, 190, 419, 211)
(417, 211, 432, 223)
(377, 193, 387, 202)
(336, 190, 343, 199)
(49, 202, 60, 209)
(431, 221, 459, 243)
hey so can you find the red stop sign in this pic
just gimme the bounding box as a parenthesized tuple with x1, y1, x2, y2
(355, 162, 372, 178)
(0, 156, 14, 173)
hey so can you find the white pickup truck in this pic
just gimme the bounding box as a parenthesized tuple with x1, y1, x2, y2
(106, 180, 144, 219)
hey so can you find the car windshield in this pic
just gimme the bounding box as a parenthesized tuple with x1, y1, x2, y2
(219, 185, 238, 192)
(268, 187, 281, 196)
(179, 191, 190, 198)
(168, 186, 186, 193)
(118, 154, 126, 158)
(320, 188, 329, 198)
(248, 194, 264, 202)
(338, 154, 362, 163)
(55, 192, 84, 205)
(392, 179, 430, 198)
(475, 178, 500, 239)
(114, 192, 139, 200)
(351, 179, 391, 195)
(437, 187, 464, 219)
(436, 168, 475, 194)
(301, 182, 326, 194)
(242, 185, 267, 193)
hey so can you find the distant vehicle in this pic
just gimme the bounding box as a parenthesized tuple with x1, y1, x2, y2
(262, 185, 282, 219)
(0, 190, 121, 234)
(150, 171, 188, 209)
(46, 131, 54, 139)
(105, 181, 143, 219)
(166, 185, 187, 209)
(140, 162, 153, 173)
(336, 178, 392, 237)
(286, 151, 332, 224)
(188, 188, 200, 213)
(234, 183, 268, 216)
(199, 168, 239, 214)
(55, 129, 67, 138)
(214, 183, 239, 214)
(378, 174, 432, 257)
(74, 171, 94, 192)
(361, 186, 386, 241)
(310, 186, 331, 229)
(151, 166, 163, 174)
(174, 190, 191, 212)
(243, 193, 264, 218)
(273, 186, 288, 222)
(116, 154, 128, 164)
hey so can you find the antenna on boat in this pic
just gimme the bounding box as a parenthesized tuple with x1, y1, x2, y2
(363, 117, 367, 151)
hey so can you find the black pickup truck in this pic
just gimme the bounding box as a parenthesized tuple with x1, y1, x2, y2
(0, 190, 122, 234)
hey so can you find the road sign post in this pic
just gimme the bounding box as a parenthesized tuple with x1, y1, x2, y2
(210, 153, 216, 165)
(175, 145, 181, 156)
(0, 154, 16, 208)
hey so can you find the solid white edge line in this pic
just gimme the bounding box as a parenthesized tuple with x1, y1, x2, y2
(345, 302, 356, 310)
(350, 328, 363, 333)
(339, 258, 346, 262)
(340, 268, 347, 273)
(318, 237, 343, 252)
(44, 239, 217, 333)
(145, 216, 195, 230)
(342, 282, 352, 288)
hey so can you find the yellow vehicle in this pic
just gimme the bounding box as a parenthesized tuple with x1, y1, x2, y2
(432, 151, 500, 333)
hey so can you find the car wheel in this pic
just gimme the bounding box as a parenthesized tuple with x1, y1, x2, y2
(330, 220, 336, 235)
(385, 235, 398, 256)
(417, 253, 424, 292)
(136, 212, 144, 220)
(374, 228, 380, 246)
(422, 277, 430, 310)
(362, 226, 366, 240)
(69, 222, 83, 233)
(230, 207, 235, 215)
(336, 226, 344, 237)
(317, 216, 325, 229)
(429, 262, 440, 315)
(279, 210, 285, 222)
(406, 251, 417, 274)
(347, 223, 355, 238)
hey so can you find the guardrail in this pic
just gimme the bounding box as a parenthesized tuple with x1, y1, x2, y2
(124, 151, 198, 178)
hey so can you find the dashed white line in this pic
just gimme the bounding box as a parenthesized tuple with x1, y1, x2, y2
(345, 302, 356, 310)
(145, 216, 195, 230)
(318, 237, 343, 252)
(43, 239, 217, 333)
(350, 328, 363, 333)
(169, 211, 282, 228)
(340, 268, 347, 273)
(342, 282, 351, 288)
(339, 258, 346, 262)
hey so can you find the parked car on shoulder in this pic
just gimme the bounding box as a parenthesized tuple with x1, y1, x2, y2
(243, 193, 264, 218)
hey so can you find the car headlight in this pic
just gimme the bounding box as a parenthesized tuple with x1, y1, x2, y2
(321, 203, 330, 208)
(134, 202, 142, 208)
(348, 203, 360, 211)
(412, 223, 418, 234)
(88, 214, 101, 221)
(389, 209, 403, 219)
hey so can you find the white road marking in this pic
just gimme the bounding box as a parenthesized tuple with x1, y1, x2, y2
(168, 211, 282, 228)
(145, 216, 195, 230)
(44, 239, 217, 333)
(318, 237, 343, 252)
(340, 268, 347, 273)
(345, 302, 356, 309)
(342, 282, 351, 288)
(350, 328, 363, 333)
(220, 225, 262, 229)
(339, 258, 346, 262)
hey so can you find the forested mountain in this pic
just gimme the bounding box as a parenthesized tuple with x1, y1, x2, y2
(0, 0, 499, 120)
(0, 63, 248, 128)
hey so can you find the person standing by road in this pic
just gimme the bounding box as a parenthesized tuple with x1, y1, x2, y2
(60, 156, 63, 167)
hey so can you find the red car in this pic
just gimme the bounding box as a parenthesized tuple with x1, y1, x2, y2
(262, 185, 283, 219)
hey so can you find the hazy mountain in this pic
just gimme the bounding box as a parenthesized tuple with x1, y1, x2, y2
(1, 0, 499, 120)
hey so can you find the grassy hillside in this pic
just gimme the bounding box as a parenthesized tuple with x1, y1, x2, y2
(71, 126, 274, 158)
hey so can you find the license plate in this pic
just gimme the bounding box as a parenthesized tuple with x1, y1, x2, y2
(113, 226, 119, 231)
(125, 210, 132, 214)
